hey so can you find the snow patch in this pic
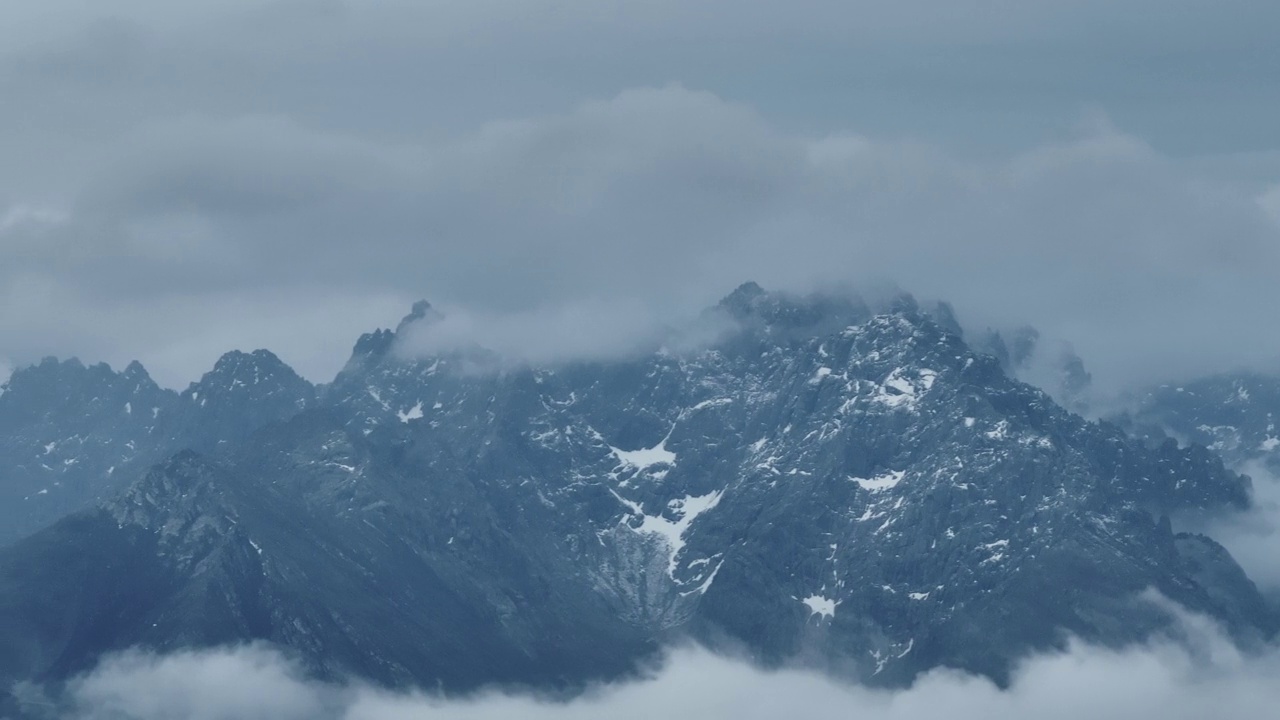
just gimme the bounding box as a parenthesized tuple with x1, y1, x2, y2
(397, 402, 424, 423)
(609, 489, 645, 517)
(367, 388, 390, 410)
(980, 540, 1009, 565)
(1261, 437, 1280, 452)
(690, 398, 733, 411)
(801, 594, 838, 619)
(679, 558, 725, 597)
(611, 429, 677, 470)
(872, 368, 936, 410)
(851, 470, 905, 492)
(856, 505, 883, 522)
(985, 420, 1010, 440)
(617, 489, 724, 577)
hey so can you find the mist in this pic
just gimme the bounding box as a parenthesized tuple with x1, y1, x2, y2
(1181, 460, 1280, 599)
(19, 604, 1280, 720)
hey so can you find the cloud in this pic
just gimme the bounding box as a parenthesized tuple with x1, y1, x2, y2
(1182, 461, 1280, 598)
(45, 646, 339, 720)
(391, 299, 734, 367)
(6, 84, 1280, 391)
(3, 2, 1280, 391)
(20, 608, 1280, 720)
(1258, 184, 1280, 227)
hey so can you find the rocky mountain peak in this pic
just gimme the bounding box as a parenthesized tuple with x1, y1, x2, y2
(122, 359, 151, 379)
(394, 299, 441, 334)
(342, 300, 443, 376)
(197, 349, 295, 385)
(348, 328, 397, 366)
(718, 280, 768, 314)
(176, 350, 316, 456)
(184, 350, 312, 407)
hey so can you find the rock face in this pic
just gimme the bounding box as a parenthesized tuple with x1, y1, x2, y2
(0, 285, 1274, 706)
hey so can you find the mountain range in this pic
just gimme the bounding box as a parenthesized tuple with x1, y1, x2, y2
(1, 283, 1276, 715)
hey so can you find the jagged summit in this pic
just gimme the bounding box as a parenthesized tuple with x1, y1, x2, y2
(717, 280, 768, 313)
(122, 359, 150, 379)
(188, 349, 315, 400)
(350, 327, 396, 362)
(178, 349, 316, 455)
(197, 349, 295, 382)
(344, 299, 442, 373)
(395, 299, 441, 334)
(0, 355, 167, 426)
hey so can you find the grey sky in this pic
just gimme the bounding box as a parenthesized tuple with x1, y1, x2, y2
(2, 0, 1279, 391)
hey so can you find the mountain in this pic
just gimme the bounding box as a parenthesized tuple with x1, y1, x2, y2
(1116, 373, 1280, 473)
(0, 351, 313, 546)
(0, 285, 1274, 714)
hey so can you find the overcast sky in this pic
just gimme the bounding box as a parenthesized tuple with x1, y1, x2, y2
(3, 0, 1280, 391)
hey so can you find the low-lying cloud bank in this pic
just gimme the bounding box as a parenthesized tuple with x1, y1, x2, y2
(1184, 461, 1280, 598)
(14, 610, 1280, 720)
